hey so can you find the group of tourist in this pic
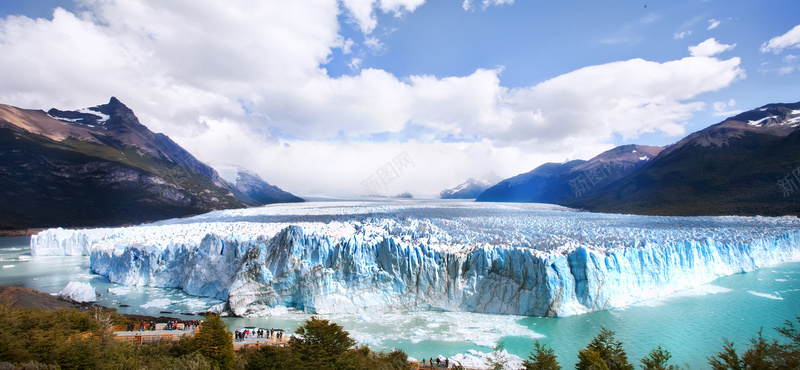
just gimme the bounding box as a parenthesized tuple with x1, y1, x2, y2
(127, 321, 155, 331)
(420, 357, 449, 368)
(234, 328, 283, 341)
(125, 320, 200, 332)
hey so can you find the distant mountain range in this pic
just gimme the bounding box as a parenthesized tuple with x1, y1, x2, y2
(0, 97, 301, 231)
(478, 101, 800, 216)
(440, 172, 502, 199)
(217, 166, 303, 206)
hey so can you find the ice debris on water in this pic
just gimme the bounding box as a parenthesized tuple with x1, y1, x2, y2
(30, 201, 800, 317)
(58, 281, 96, 303)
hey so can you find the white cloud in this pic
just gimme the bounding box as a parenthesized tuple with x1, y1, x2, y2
(712, 98, 742, 117)
(0, 1, 746, 196)
(499, 56, 744, 144)
(674, 30, 692, 39)
(348, 58, 363, 71)
(707, 18, 721, 30)
(364, 36, 384, 51)
(689, 38, 736, 57)
(378, 0, 426, 15)
(341, 0, 427, 34)
(757, 52, 800, 76)
(761, 24, 800, 54)
(341, 0, 378, 34)
(462, 0, 514, 11)
(340, 38, 356, 54)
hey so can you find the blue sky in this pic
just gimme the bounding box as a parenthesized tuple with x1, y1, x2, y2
(0, 0, 798, 196)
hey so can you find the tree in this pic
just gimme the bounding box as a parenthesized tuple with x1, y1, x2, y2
(774, 317, 800, 367)
(708, 331, 786, 370)
(640, 346, 679, 370)
(486, 341, 510, 370)
(194, 313, 234, 369)
(576, 327, 633, 370)
(523, 340, 561, 370)
(708, 339, 743, 370)
(245, 345, 301, 370)
(577, 349, 609, 370)
(289, 316, 356, 369)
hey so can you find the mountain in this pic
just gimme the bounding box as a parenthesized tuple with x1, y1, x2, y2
(476, 161, 584, 202)
(217, 166, 303, 206)
(479, 101, 800, 216)
(477, 144, 663, 203)
(572, 102, 800, 216)
(0, 98, 299, 231)
(440, 172, 502, 199)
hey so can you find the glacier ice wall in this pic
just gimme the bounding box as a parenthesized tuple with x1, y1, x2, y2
(30, 202, 800, 317)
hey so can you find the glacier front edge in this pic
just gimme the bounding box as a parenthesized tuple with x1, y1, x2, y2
(30, 201, 800, 317)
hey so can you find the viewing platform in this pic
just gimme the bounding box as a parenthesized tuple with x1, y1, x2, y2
(110, 323, 290, 350)
(111, 323, 197, 344)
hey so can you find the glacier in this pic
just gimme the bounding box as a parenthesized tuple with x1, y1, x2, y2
(30, 201, 800, 317)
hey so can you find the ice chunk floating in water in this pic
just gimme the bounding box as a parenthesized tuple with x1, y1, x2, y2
(30, 201, 800, 317)
(58, 282, 96, 303)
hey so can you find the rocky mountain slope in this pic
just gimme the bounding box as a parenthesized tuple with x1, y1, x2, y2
(477, 145, 663, 203)
(479, 101, 800, 216)
(572, 102, 800, 215)
(440, 172, 502, 199)
(218, 166, 303, 206)
(0, 98, 301, 231)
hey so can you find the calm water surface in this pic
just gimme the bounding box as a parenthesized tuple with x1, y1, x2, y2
(1, 235, 798, 368)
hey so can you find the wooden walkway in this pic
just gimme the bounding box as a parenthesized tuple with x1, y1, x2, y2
(112, 326, 197, 344)
(111, 324, 289, 351)
(410, 364, 481, 370)
(110, 325, 475, 368)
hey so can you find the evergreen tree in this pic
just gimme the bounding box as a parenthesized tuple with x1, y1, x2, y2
(640, 346, 679, 370)
(774, 317, 800, 368)
(577, 349, 610, 370)
(576, 327, 633, 370)
(708, 339, 743, 370)
(485, 341, 510, 370)
(289, 316, 356, 369)
(522, 340, 561, 370)
(194, 313, 234, 369)
(707, 318, 800, 369)
(245, 345, 301, 370)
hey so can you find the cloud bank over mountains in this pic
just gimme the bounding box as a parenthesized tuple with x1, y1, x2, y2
(0, 1, 782, 195)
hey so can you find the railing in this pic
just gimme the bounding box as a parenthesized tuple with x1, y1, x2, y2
(233, 337, 289, 351)
(410, 362, 484, 370)
(113, 332, 187, 343)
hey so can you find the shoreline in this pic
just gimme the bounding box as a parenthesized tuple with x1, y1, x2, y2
(0, 285, 184, 324)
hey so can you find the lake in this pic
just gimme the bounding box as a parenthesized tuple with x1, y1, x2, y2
(2, 234, 799, 368)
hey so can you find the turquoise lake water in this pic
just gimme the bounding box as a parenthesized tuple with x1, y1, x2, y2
(1, 235, 799, 368)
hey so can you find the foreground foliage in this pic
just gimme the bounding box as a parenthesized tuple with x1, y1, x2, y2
(246, 316, 407, 370)
(0, 305, 222, 369)
(576, 327, 633, 370)
(0, 304, 798, 370)
(708, 318, 800, 369)
(194, 313, 235, 369)
(523, 340, 561, 370)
